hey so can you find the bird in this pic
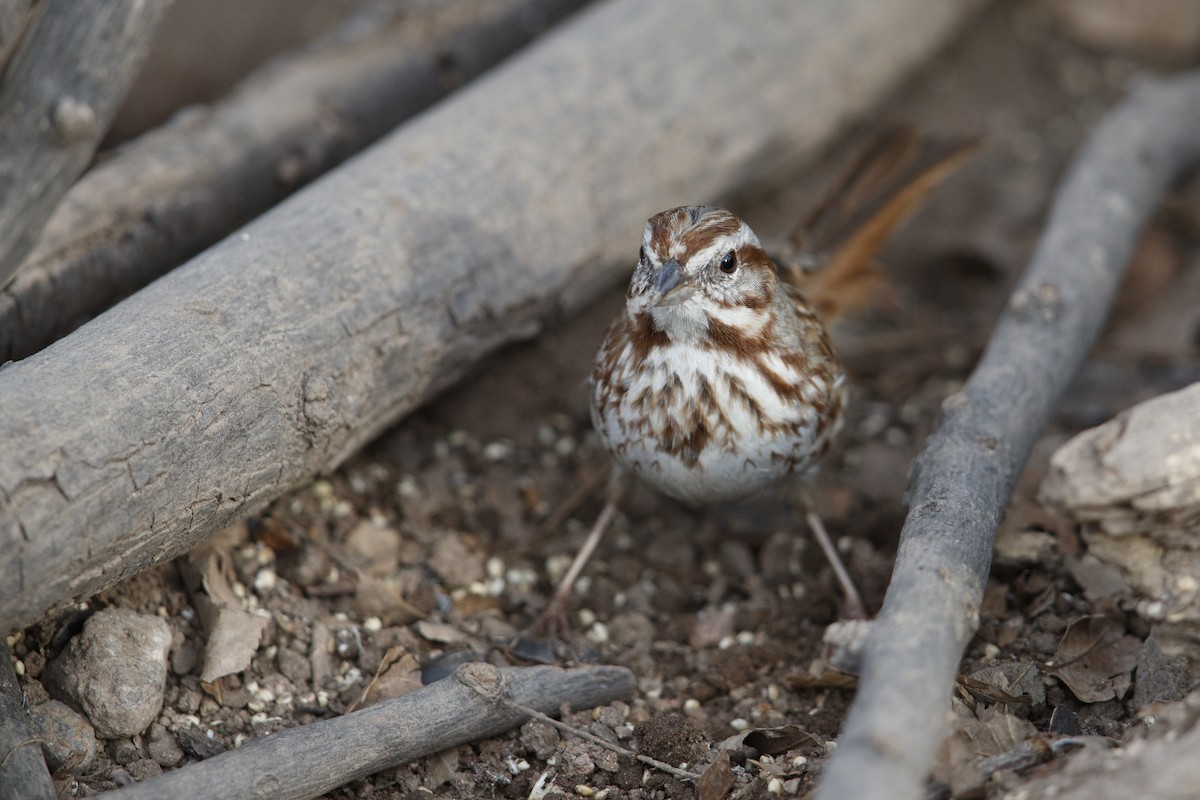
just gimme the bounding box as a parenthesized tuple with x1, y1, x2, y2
(540, 128, 979, 630)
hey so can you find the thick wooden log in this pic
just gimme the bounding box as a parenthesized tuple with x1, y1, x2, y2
(814, 71, 1200, 800)
(0, 0, 985, 634)
(0, 0, 172, 289)
(96, 663, 636, 800)
(0, 0, 591, 363)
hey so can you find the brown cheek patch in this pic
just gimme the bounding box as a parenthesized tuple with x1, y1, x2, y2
(738, 246, 775, 310)
(629, 311, 669, 360)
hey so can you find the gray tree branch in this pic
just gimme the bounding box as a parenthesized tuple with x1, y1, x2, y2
(97, 663, 636, 800)
(815, 71, 1200, 800)
(0, 0, 172, 288)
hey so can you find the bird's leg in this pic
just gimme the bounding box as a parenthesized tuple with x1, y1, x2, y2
(797, 489, 866, 620)
(529, 471, 627, 637)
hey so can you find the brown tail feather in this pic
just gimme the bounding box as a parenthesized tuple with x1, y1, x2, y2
(780, 127, 981, 320)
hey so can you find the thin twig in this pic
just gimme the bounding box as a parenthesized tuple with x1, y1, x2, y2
(815, 70, 1200, 800)
(98, 663, 635, 800)
(505, 698, 702, 782)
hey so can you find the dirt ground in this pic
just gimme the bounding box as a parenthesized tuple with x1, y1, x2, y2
(10, 1, 1200, 798)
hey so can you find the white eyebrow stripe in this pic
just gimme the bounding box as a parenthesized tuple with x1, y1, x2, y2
(683, 223, 758, 271)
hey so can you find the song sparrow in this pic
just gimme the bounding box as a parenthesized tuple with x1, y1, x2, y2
(542, 130, 978, 626)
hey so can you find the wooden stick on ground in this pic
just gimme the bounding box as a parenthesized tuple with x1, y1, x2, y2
(0, 0, 985, 636)
(0, 0, 172, 289)
(814, 70, 1200, 800)
(96, 663, 635, 800)
(0, 0, 591, 363)
(0, 643, 55, 800)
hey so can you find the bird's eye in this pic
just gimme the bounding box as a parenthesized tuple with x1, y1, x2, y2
(719, 250, 737, 274)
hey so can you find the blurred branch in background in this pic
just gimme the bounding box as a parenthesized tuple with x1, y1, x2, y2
(0, 0, 173, 289)
(0, 0, 590, 364)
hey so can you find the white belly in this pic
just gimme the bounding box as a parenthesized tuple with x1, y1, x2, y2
(592, 340, 843, 505)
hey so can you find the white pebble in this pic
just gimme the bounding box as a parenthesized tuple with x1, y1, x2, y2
(483, 441, 512, 461)
(683, 698, 701, 714)
(362, 617, 383, 633)
(730, 718, 750, 731)
(486, 557, 505, 579)
(254, 568, 277, 593)
(587, 622, 609, 645)
(768, 777, 784, 796)
(735, 631, 755, 646)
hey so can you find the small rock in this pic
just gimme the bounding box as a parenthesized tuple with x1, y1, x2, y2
(171, 637, 199, 677)
(1133, 632, 1190, 708)
(43, 608, 172, 738)
(607, 611, 655, 651)
(106, 737, 143, 766)
(176, 687, 202, 715)
(520, 718, 560, 759)
(429, 533, 485, 589)
(561, 738, 596, 777)
(126, 758, 163, 782)
(277, 646, 312, 684)
(147, 723, 184, 768)
(177, 726, 226, 760)
(276, 543, 331, 588)
(346, 519, 402, 576)
(28, 699, 97, 774)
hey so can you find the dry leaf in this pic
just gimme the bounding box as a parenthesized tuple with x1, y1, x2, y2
(348, 646, 422, 712)
(934, 707, 1038, 798)
(199, 606, 269, 684)
(415, 620, 469, 644)
(424, 746, 460, 788)
(353, 575, 424, 626)
(179, 543, 268, 683)
(696, 750, 735, 800)
(960, 661, 1045, 708)
(1049, 615, 1142, 703)
(717, 724, 816, 757)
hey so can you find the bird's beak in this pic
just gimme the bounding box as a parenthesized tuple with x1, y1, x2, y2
(650, 259, 694, 307)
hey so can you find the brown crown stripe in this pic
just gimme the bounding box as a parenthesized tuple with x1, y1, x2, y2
(645, 206, 742, 259)
(678, 212, 740, 254)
